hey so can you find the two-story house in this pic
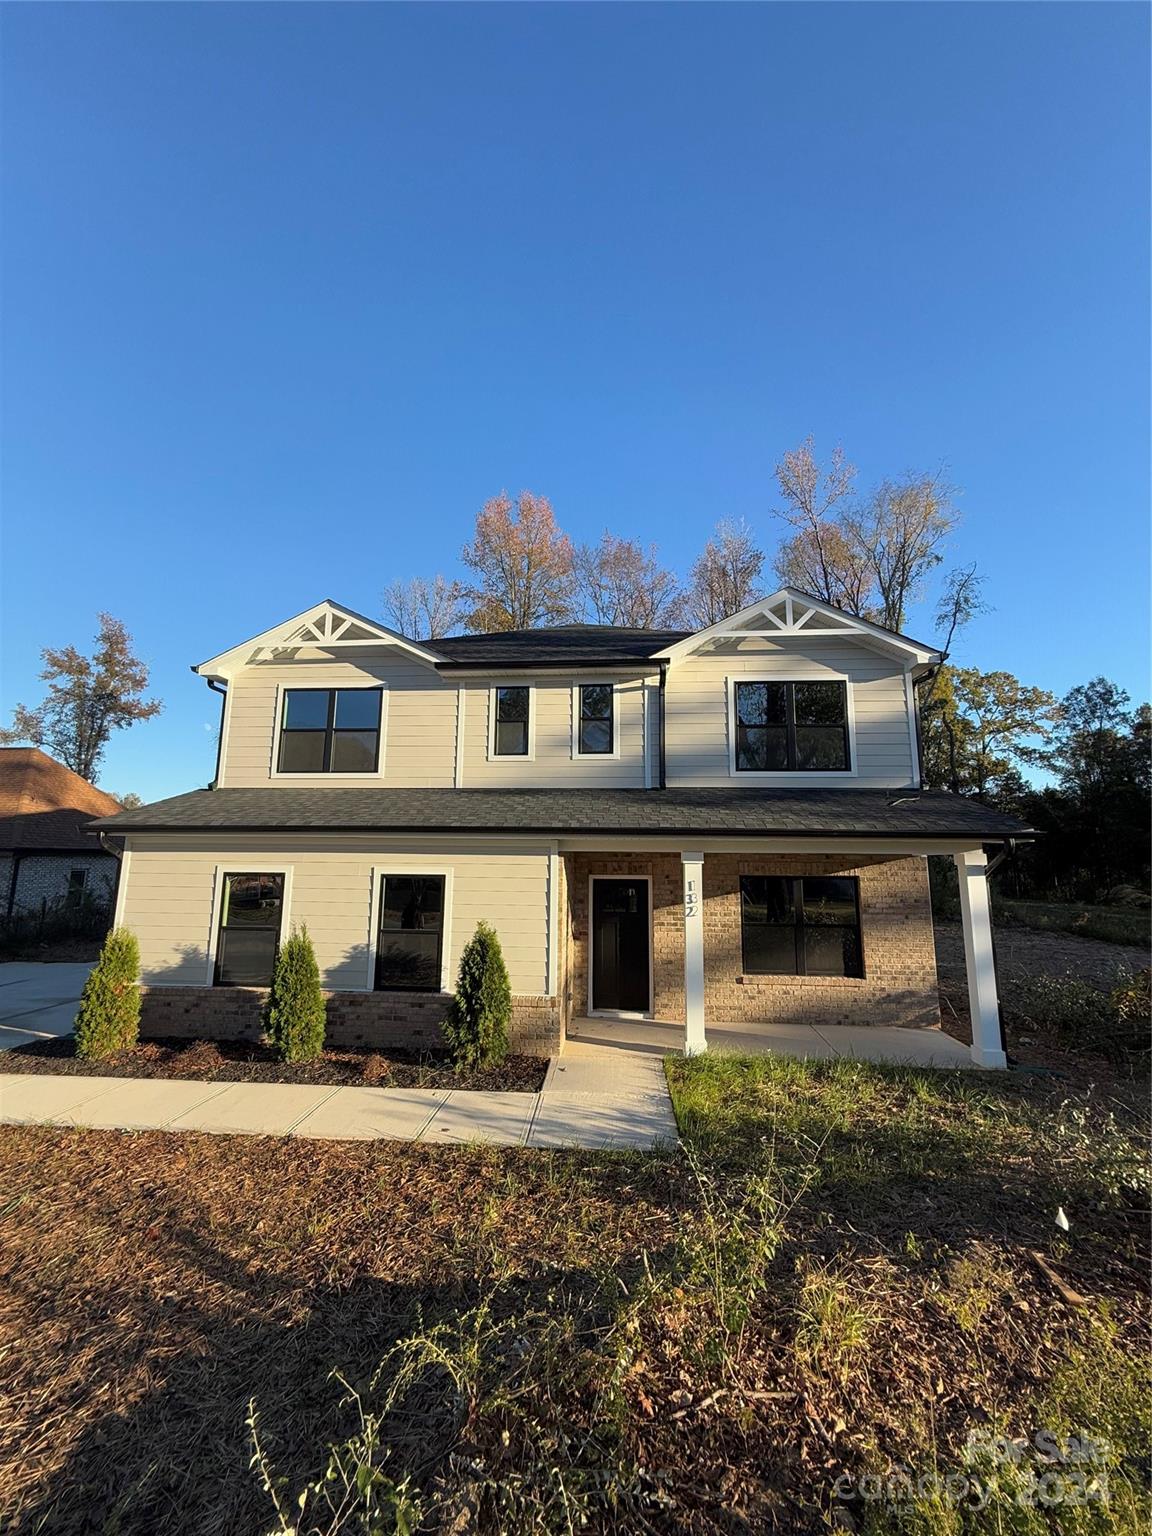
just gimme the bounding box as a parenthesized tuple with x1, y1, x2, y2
(93, 591, 1036, 1069)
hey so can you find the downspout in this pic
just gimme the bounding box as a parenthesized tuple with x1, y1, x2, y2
(658, 662, 668, 790)
(5, 852, 23, 918)
(206, 677, 227, 789)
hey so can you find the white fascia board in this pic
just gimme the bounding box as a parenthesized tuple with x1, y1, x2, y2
(651, 587, 942, 667)
(193, 599, 444, 679)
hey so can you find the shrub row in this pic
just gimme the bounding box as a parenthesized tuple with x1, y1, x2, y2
(1001, 968, 1151, 1071)
(74, 920, 513, 1068)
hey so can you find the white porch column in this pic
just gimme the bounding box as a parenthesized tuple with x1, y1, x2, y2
(682, 851, 706, 1055)
(954, 849, 1007, 1070)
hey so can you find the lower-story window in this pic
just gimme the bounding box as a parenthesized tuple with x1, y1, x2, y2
(740, 875, 863, 978)
(215, 873, 286, 986)
(376, 874, 445, 991)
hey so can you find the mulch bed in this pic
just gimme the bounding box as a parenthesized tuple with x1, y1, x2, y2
(1, 1035, 548, 1092)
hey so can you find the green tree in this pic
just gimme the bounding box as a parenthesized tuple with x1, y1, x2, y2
(920, 664, 1059, 798)
(264, 925, 327, 1062)
(444, 921, 511, 1069)
(74, 927, 141, 1060)
(0, 613, 162, 783)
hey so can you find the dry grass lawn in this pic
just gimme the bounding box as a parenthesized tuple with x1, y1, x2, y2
(1, 1055, 1148, 1534)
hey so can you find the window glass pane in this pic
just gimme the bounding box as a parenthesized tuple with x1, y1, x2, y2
(735, 681, 787, 727)
(376, 932, 441, 991)
(217, 928, 279, 986)
(736, 726, 788, 772)
(801, 878, 857, 925)
(495, 719, 528, 756)
(223, 874, 284, 926)
(803, 926, 863, 978)
(278, 731, 327, 773)
(381, 876, 444, 932)
(283, 691, 330, 729)
(331, 731, 378, 772)
(741, 876, 794, 925)
(496, 687, 529, 722)
(378, 875, 444, 991)
(795, 726, 848, 771)
(579, 719, 612, 755)
(742, 925, 799, 974)
(581, 684, 612, 721)
(794, 681, 846, 726)
(334, 690, 381, 729)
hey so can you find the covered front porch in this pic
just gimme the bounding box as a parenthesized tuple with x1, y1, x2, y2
(555, 842, 1009, 1071)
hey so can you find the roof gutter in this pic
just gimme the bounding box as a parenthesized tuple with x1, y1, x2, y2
(87, 820, 1039, 840)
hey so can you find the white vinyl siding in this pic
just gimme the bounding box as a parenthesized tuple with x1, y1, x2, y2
(220, 658, 457, 789)
(665, 643, 916, 788)
(120, 838, 551, 995)
(461, 675, 647, 787)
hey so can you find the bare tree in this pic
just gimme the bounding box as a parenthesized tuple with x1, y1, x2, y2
(846, 472, 959, 633)
(574, 533, 683, 628)
(773, 437, 863, 610)
(383, 575, 467, 640)
(461, 491, 576, 632)
(686, 519, 766, 627)
(0, 614, 162, 783)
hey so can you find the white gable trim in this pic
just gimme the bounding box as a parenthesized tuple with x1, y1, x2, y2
(652, 588, 942, 667)
(194, 600, 444, 679)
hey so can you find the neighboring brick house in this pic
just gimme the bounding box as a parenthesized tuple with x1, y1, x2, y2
(94, 592, 1036, 1067)
(1, 748, 121, 917)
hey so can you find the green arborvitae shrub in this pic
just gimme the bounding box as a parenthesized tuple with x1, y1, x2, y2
(444, 921, 512, 1069)
(264, 924, 327, 1063)
(74, 927, 141, 1060)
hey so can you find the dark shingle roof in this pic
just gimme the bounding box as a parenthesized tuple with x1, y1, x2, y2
(431, 626, 689, 668)
(92, 786, 1037, 840)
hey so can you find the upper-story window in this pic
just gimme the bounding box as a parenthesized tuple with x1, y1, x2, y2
(733, 680, 850, 772)
(576, 683, 614, 755)
(277, 688, 383, 774)
(491, 686, 531, 757)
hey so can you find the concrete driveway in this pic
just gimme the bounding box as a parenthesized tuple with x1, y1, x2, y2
(0, 963, 91, 1051)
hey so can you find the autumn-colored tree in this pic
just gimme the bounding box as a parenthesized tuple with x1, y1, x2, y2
(920, 664, 1059, 798)
(773, 437, 972, 636)
(383, 574, 467, 640)
(459, 491, 576, 632)
(686, 519, 765, 627)
(574, 533, 683, 628)
(0, 614, 162, 783)
(115, 792, 145, 810)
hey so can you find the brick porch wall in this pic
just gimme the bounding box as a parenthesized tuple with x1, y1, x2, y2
(138, 987, 562, 1055)
(567, 852, 939, 1030)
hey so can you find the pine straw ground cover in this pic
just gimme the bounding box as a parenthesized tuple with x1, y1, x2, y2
(0, 1057, 1148, 1536)
(0, 1035, 548, 1091)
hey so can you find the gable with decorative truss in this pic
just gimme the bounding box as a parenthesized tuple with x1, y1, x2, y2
(654, 588, 941, 668)
(194, 600, 444, 679)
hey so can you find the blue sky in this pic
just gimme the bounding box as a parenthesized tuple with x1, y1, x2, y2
(2, 3, 1148, 802)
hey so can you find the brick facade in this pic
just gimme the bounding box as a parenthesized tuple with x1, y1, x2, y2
(567, 851, 939, 1030)
(138, 985, 562, 1055)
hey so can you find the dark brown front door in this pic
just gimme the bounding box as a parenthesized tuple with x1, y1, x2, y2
(591, 878, 650, 1013)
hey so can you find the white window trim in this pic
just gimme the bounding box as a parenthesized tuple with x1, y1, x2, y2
(206, 865, 294, 987)
(570, 681, 621, 760)
(587, 873, 655, 1019)
(368, 865, 455, 994)
(725, 674, 858, 781)
(487, 683, 536, 762)
(269, 682, 389, 781)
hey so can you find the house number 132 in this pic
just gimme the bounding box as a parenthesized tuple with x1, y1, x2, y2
(685, 878, 700, 919)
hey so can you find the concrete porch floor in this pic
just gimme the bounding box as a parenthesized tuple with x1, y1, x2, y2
(565, 1015, 975, 1068)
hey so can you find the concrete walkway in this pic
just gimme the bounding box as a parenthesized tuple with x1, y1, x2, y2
(0, 1052, 679, 1150)
(566, 1015, 975, 1068)
(0, 963, 92, 1051)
